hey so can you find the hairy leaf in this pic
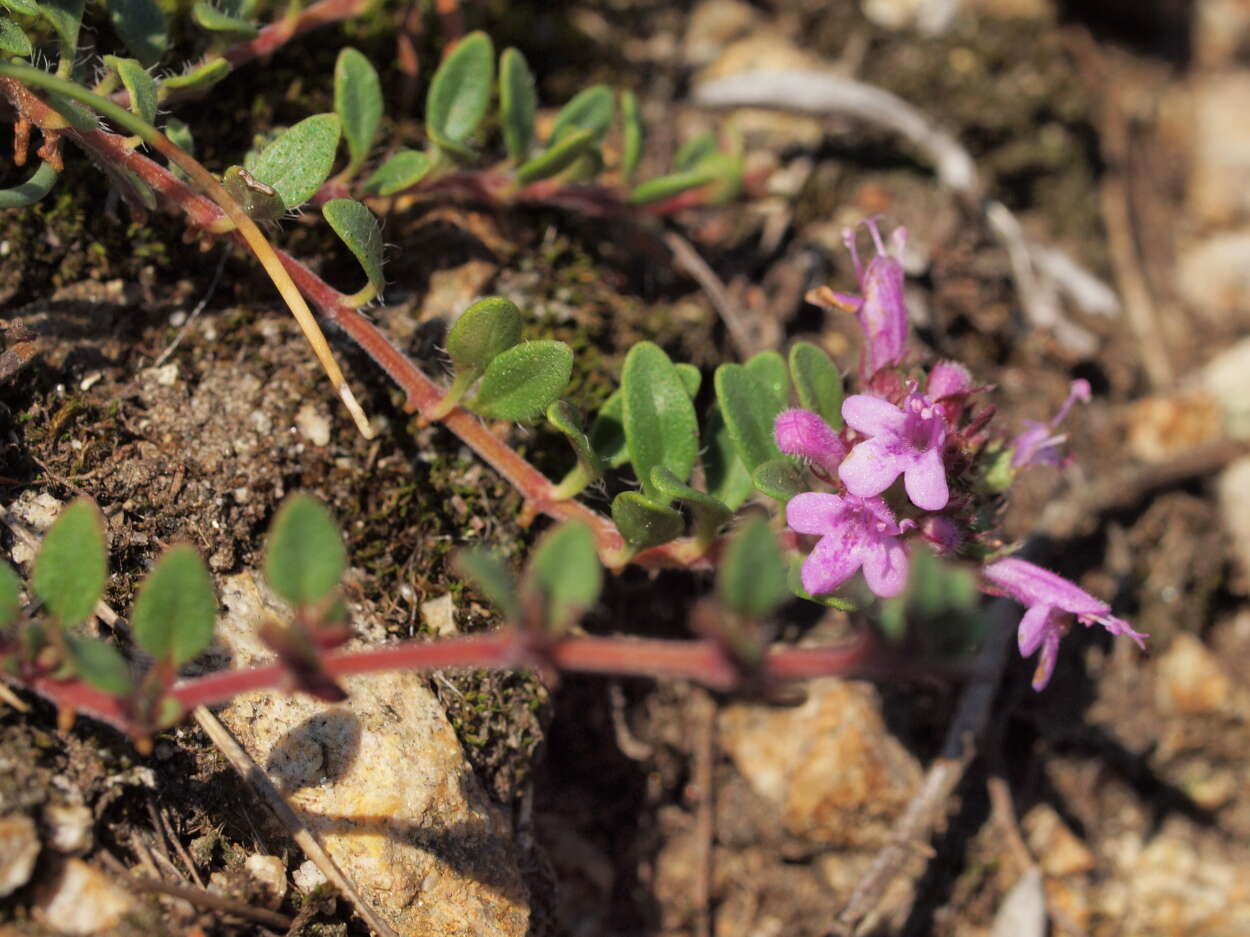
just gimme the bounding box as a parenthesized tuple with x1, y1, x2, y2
(131, 545, 216, 666)
(589, 390, 627, 469)
(744, 349, 788, 406)
(702, 403, 754, 511)
(323, 198, 385, 296)
(470, 340, 573, 421)
(717, 516, 787, 621)
(547, 400, 602, 480)
(108, 0, 167, 66)
(0, 160, 58, 209)
(676, 362, 702, 398)
(250, 113, 340, 209)
(628, 164, 719, 206)
(789, 341, 843, 428)
(33, 498, 106, 629)
(104, 56, 157, 125)
(447, 296, 522, 377)
(66, 636, 133, 696)
(264, 494, 346, 607)
(221, 165, 285, 221)
(751, 458, 806, 504)
(334, 48, 382, 175)
(426, 30, 493, 158)
(611, 492, 683, 552)
(650, 466, 731, 545)
(190, 0, 257, 39)
(0, 15, 31, 56)
(524, 522, 601, 634)
(161, 57, 230, 94)
(38, 0, 84, 53)
(714, 363, 783, 472)
(550, 84, 613, 146)
(361, 148, 431, 197)
(514, 128, 595, 185)
(622, 341, 698, 497)
(0, 0, 38, 16)
(620, 89, 643, 179)
(499, 47, 536, 163)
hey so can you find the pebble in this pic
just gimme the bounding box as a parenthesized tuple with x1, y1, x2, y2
(244, 854, 288, 906)
(42, 803, 93, 855)
(33, 858, 135, 936)
(1177, 228, 1250, 323)
(1155, 632, 1234, 716)
(421, 592, 458, 636)
(1022, 804, 1096, 877)
(294, 402, 332, 447)
(1189, 72, 1250, 226)
(0, 813, 40, 898)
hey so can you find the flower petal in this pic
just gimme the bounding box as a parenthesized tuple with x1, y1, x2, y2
(842, 394, 907, 437)
(983, 559, 1107, 617)
(801, 528, 865, 596)
(861, 536, 909, 598)
(1032, 628, 1062, 691)
(1017, 603, 1056, 657)
(838, 438, 904, 499)
(785, 492, 847, 536)
(903, 446, 949, 511)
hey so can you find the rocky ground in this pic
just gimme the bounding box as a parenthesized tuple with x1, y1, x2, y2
(4, 0, 1250, 935)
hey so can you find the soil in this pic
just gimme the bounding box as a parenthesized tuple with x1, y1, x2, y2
(2, 2, 1248, 937)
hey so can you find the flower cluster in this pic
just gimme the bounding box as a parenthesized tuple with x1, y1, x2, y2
(782, 219, 1144, 690)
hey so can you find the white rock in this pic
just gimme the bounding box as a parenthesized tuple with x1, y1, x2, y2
(0, 813, 40, 898)
(34, 858, 135, 935)
(210, 573, 529, 937)
(293, 858, 329, 892)
(244, 854, 288, 905)
(1190, 72, 1250, 226)
(294, 403, 332, 447)
(43, 803, 93, 855)
(1200, 336, 1250, 438)
(421, 592, 458, 636)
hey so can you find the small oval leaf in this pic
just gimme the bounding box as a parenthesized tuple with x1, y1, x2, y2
(523, 522, 601, 634)
(789, 341, 843, 428)
(426, 31, 494, 157)
(703, 402, 756, 511)
(221, 165, 285, 221)
(453, 550, 520, 623)
(676, 362, 702, 398)
(447, 296, 523, 377)
(514, 128, 595, 186)
(0, 15, 32, 56)
(674, 132, 717, 171)
(628, 165, 719, 206)
(104, 55, 157, 126)
(33, 498, 106, 629)
(250, 113, 341, 209)
(744, 349, 788, 406)
(611, 492, 684, 551)
(620, 89, 643, 178)
(714, 363, 783, 472)
(650, 466, 731, 545)
(323, 198, 385, 296)
(161, 57, 231, 94)
(361, 148, 432, 197)
(131, 545, 216, 666)
(38, 0, 84, 53)
(108, 0, 167, 67)
(335, 47, 382, 175)
(550, 84, 613, 146)
(622, 341, 698, 497)
(190, 0, 257, 39)
(547, 400, 602, 480)
(264, 494, 346, 607)
(589, 390, 627, 469)
(470, 340, 573, 422)
(66, 635, 133, 696)
(0, 561, 20, 632)
(499, 47, 537, 163)
(717, 516, 787, 620)
(751, 458, 807, 504)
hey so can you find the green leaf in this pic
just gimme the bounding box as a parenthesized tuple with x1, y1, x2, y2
(447, 296, 522, 378)
(190, 0, 257, 39)
(323, 198, 385, 296)
(702, 402, 754, 511)
(745, 350, 788, 406)
(221, 165, 285, 221)
(0, 160, 57, 210)
(714, 363, 783, 473)
(550, 84, 613, 146)
(628, 164, 719, 206)
(43, 91, 95, 132)
(499, 47, 536, 163)
(164, 117, 193, 154)
(0, 15, 31, 56)
(0, 0, 38, 16)
(789, 341, 843, 428)
(426, 30, 493, 158)
(547, 400, 602, 481)
(650, 466, 731, 546)
(453, 549, 519, 623)
(611, 492, 683, 551)
(161, 57, 231, 94)
(65, 636, 132, 696)
(620, 89, 643, 179)
(524, 522, 601, 633)
(334, 48, 382, 176)
(470, 340, 573, 421)
(361, 149, 431, 197)
(38, 0, 84, 54)
(263, 494, 346, 607)
(0, 561, 20, 632)
(717, 516, 787, 620)
(622, 341, 698, 497)
(250, 113, 341, 209)
(514, 128, 595, 186)
(674, 132, 717, 171)
(589, 390, 627, 469)
(676, 362, 702, 398)
(33, 498, 106, 629)
(104, 56, 157, 126)
(131, 545, 216, 666)
(108, 0, 167, 67)
(751, 458, 806, 504)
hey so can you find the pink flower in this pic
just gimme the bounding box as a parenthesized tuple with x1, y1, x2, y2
(774, 409, 846, 476)
(927, 360, 972, 399)
(838, 391, 949, 511)
(1011, 379, 1091, 468)
(983, 557, 1146, 691)
(786, 492, 910, 598)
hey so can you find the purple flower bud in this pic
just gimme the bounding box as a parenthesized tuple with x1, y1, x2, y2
(982, 557, 1146, 691)
(920, 515, 962, 555)
(844, 220, 910, 378)
(838, 390, 949, 511)
(786, 492, 909, 598)
(774, 408, 847, 476)
(1010, 379, 1091, 468)
(927, 361, 972, 400)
